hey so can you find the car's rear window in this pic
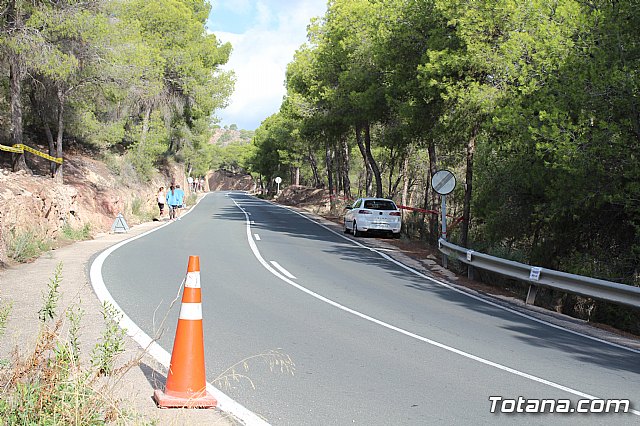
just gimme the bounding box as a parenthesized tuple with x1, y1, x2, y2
(363, 200, 397, 210)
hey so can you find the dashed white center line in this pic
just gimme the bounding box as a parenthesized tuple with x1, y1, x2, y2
(232, 197, 640, 417)
(254, 234, 261, 241)
(270, 261, 297, 279)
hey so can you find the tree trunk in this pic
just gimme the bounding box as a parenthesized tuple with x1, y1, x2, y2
(47, 122, 56, 177)
(29, 87, 56, 175)
(387, 146, 395, 198)
(8, 0, 28, 172)
(428, 142, 439, 244)
(341, 135, 351, 201)
(334, 140, 343, 195)
(355, 124, 373, 196)
(389, 146, 404, 199)
(461, 124, 479, 248)
(420, 175, 430, 241)
(364, 123, 382, 197)
(401, 155, 410, 208)
(308, 148, 321, 187)
(325, 143, 335, 211)
(53, 87, 65, 181)
(10, 60, 29, 173)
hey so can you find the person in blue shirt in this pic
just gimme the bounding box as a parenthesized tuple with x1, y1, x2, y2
(166, 185, 180, 220)
(174, 184, 185, 219)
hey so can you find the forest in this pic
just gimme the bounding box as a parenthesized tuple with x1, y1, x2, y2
(249, 0, 640, 297)
(1, 1, 639, 328)
(0, 0, 234, 180)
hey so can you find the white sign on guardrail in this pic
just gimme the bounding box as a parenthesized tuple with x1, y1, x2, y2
(529, 267, 542, 281)
(437, 238, 640, 309)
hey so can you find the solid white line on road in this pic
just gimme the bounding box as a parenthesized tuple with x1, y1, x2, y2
(254, 234, 261, 241)
(270, 261, 297, 279)
(231, 197, 640, 417)
(278, 202, 640, 356)
(90, 193, 270, 426)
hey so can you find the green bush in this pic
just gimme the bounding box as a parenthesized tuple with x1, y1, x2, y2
(131, 196, 156, 221)
(185, 193, 197, 206)
(6, 229, 53, 263)
(61, 222, 92, 241)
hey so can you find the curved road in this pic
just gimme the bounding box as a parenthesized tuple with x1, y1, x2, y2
(100, 192, 640, 425)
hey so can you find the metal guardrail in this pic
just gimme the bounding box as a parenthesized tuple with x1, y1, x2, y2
(438, 238, 640, 309)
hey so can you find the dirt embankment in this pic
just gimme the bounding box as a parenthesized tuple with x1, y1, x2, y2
(0, 149, 260, 268)
(0, 151, 188, 267)
(206, 170, 256, 192)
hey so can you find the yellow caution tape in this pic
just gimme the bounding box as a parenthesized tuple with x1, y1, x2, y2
(0, 144, 23, 154)
(0, 143, 63, 164)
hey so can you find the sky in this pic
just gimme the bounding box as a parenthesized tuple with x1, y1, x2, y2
(207, 0, 327, 131)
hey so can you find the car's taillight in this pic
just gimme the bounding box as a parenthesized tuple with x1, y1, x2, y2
(389, 212, 401, 216)
(358, 210, 373, 214)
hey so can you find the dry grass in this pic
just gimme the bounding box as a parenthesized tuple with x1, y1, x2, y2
(0, 263, 149, 425)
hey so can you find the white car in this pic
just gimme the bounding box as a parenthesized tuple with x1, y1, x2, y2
(344, 198, 402, 237)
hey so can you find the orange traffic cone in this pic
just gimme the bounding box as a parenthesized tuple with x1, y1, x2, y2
(153, 255, 217, 408)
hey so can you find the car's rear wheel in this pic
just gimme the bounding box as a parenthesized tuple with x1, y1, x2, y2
(353, 221, 361, 237)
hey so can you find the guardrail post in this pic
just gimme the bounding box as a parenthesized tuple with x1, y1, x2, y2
(465, 250, 474, 280)
(438, 239, 448, 269)
(525, 284, 538, 305)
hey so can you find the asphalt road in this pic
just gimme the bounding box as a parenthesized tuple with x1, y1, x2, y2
(100, 192, 640, 425)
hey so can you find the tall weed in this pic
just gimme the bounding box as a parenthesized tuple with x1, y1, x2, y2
(6, 228, 53, 263)
(130, 196, 156, 222)
(61, 222, 92, 241)
(0, 264, 142, 424)
(0, 298, 11, 338)
(91, 301, 126, 376)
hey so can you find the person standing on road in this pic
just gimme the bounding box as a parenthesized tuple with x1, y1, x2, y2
(166, 185, 179, 220)
(157, 187, 166, 218)
(174, 184, 185, 220)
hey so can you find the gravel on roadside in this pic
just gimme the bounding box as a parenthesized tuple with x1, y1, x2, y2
(0, 219, 238, 425)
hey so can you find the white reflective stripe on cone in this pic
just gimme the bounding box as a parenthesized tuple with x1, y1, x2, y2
(179, 303, 203, 320)
(185, 272, 201, 288)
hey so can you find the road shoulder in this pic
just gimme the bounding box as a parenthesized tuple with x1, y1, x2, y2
(0, 219, 237, 425)
(288, 204, 640, 353)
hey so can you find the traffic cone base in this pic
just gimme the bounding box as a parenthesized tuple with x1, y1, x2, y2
(153, 388, 217, 409)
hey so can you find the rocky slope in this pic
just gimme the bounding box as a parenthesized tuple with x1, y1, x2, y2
(0, 147, 261, 268)
(0, 150, 184, 268)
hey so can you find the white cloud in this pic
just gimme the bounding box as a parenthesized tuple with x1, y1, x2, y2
(211, 0, 252, 15)
(212, 1, 326, 130)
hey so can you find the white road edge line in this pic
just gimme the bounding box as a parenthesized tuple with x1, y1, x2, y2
(278, 201, 640, 355)
(270, 261, 297, 279)
(232, 196, 640, 417)
(89, 193, 270, 426)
